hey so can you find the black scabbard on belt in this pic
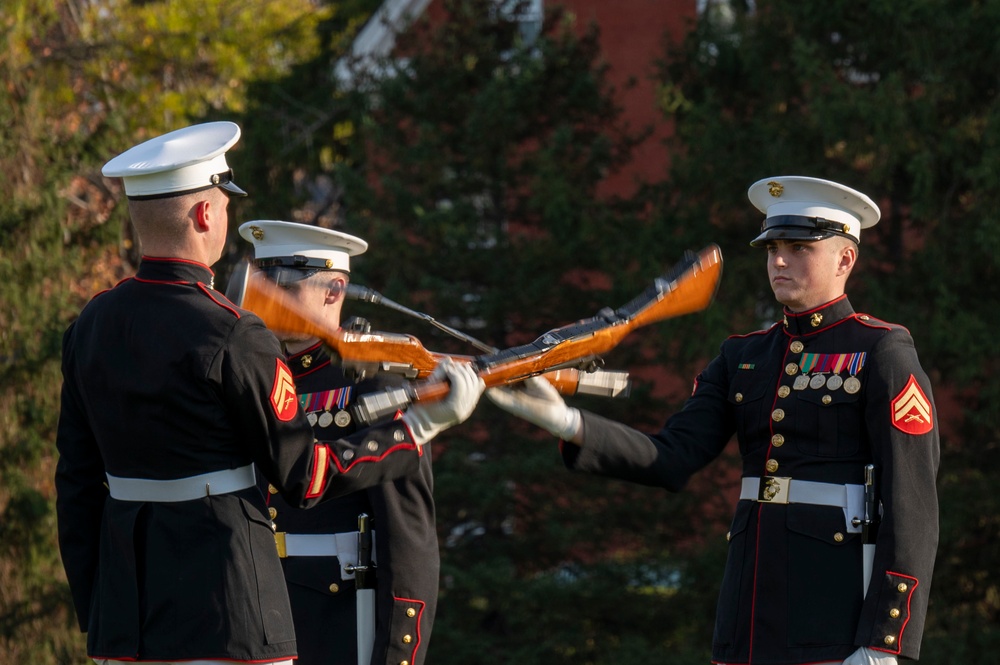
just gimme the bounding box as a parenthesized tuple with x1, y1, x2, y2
(273, 531, 376, 580)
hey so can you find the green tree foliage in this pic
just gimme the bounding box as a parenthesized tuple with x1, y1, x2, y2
(333, 2, 648, 323)
(655, 1, 1000, 660)
(1, 1, 336, 661)
(226, 0, 384, 276)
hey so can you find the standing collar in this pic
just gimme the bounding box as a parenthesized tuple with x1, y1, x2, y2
(136, 256, 215, 285)
(286, 340, 331, 377)
(782, 294, 855, 335)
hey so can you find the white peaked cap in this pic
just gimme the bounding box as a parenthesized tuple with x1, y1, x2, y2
(747, 176, 880, 246)
(102, 121, 246, 198)
(239, 220, 368, 274)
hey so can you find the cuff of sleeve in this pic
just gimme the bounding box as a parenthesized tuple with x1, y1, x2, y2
(401, 410, 434, 447)
(551, 407, 581, 440)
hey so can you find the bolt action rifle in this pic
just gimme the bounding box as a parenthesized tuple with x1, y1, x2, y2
(339, 282, 633, 400)
(238, 245, 723, 424)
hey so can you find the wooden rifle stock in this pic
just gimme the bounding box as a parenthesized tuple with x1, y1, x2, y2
(470, 244, 723, 388)
(242, 244, 722, 412)
(240, 272, 603, 394)
(242, 270, 453, 372)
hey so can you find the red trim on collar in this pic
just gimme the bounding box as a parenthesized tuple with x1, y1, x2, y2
(293, 357, 332, 378)
(784, 293, 847, 316)
(288, 341, 330, 377)
(784, 294, 849, 318)
(781, 314, 856, 338)
(288, 340, 324, 361)
(140, 255, 214, 273)
(133, 276, 191, 285)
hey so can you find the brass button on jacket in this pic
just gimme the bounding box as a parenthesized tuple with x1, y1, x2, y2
(765, 459, 779, 473)
(790, 341, 804, 353)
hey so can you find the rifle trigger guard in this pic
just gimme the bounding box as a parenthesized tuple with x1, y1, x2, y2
(343, 361, 380, 383)
(343, 316, 371, 333)
(579, 357, 605, 373)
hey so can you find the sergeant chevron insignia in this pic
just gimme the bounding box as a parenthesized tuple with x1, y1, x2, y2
(270, 358, 299, 422)
(891, 374, 933, 435)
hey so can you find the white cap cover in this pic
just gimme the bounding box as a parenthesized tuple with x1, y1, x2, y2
(239, 220, 368, 274)
(747, 176, 880, 246)
(102, 121, 246, 198)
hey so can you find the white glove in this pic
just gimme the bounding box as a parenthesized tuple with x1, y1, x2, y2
(842, 647, 898, 665)
(486, 375, 581, 440)
(402, 358, 485, 445)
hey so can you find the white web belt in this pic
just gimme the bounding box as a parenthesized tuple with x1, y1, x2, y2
(740, 476, 865, 533)
(106, 464, 256, 502)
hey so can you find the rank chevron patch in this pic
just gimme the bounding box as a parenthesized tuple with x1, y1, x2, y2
(891, 374, 933, 435)
(270, 358, 299, 422)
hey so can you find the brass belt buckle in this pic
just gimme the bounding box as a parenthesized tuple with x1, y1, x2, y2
(274, 531, 288, 558)
(758, 476, 791, 504)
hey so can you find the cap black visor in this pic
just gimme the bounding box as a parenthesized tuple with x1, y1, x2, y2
(750, 215, 854, 247)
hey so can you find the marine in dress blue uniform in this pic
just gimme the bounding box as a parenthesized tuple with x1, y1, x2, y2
(55, 125, 480, 665)
(237, 220, 440, 665)
(488, 177, 940, 665)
